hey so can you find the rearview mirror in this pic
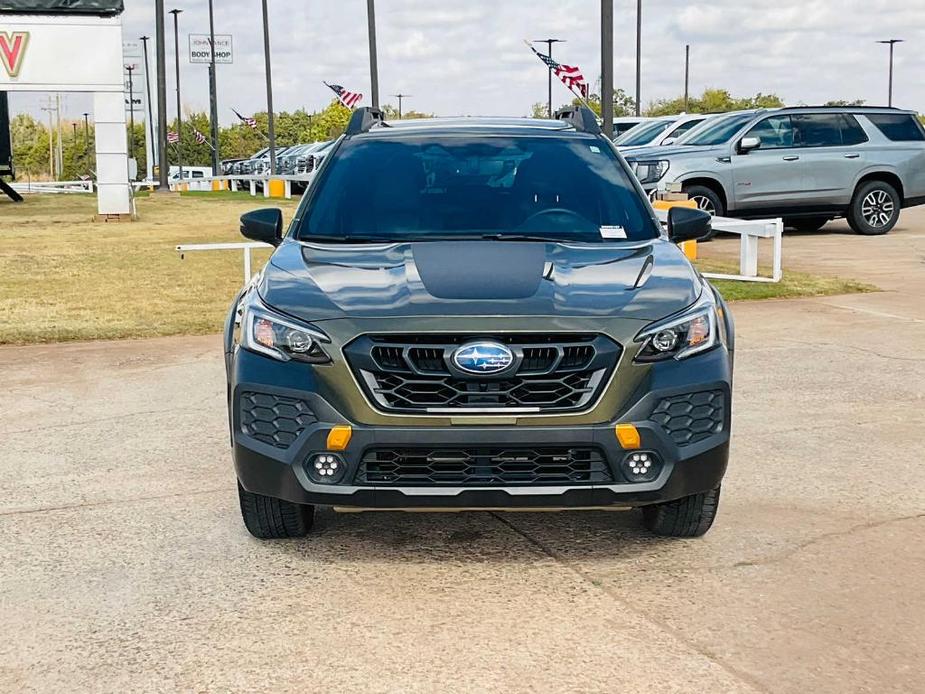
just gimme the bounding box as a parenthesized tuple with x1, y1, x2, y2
(668, 206, 712, 243)
(240, 208, 283, 246)
(738, 136, 761, 154)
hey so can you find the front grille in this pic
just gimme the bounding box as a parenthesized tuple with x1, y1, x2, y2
(240, 392, 317, 448)
(356, 447, 612, 486)
(345, 334, 621, 414)
(650, 390, 725, 446)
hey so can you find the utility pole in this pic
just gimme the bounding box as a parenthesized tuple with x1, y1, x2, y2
(155, 0, 169, 191)
(72, 122, 78, 141)
(390, 93, 411, 119)
(125, 64, 136, 164)
(55, 93, 63, 177)
(533, 38, 565, 117)
(140, 35, 157, 174)
(601, 1, 613, 139)
(82, 112, 89, 141)
(876, 39, 903, 107)
(260, 0, 276, 173)
(366, 0, 379, 108)
(634, 0, 642, 116)
(684, 44, 690, 112)
(41, 106, 55, 178)
(169, 8, 183, 179)
(207, 0, 220, 174)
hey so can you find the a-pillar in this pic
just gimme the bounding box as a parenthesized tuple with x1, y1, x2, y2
(93, 91, 133, 219)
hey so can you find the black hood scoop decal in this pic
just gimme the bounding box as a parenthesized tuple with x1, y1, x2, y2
(411, 241, 545, 300)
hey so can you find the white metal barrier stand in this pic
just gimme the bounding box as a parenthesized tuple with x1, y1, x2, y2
(654, 209, 783, 283)
(175, 242, 271, 284)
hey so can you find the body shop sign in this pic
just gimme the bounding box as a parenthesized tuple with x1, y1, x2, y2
(189, 34, 232, 64)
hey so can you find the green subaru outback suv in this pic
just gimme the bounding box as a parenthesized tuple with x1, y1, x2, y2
(225, 107, 733, 540)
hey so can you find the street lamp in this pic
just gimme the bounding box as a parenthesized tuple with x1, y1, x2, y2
(876, 39, 903, 107)
(261, 0, 276, 174)
(532, 38, 565, 117)
(634, 0, 642, 116)
(390, 93, 412, 119)
(140, 35, 157, 175)
(169, 8, 183, 179)
(125, 64, 136, 163)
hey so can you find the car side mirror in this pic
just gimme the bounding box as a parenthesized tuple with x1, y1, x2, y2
(240, 208, 283, 246)
(662, 137, 676, 146)
(668, 206, 712, 243)
(738, 136, 761, 154)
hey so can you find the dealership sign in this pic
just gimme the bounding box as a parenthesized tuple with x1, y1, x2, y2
(189, 34, 232, 64)
(0, 31, 29, 78)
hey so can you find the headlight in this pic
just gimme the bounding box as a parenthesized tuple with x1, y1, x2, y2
(634, 290, 721, 362)
(241, 295, 331, 364)
(630, 160, 669, 184)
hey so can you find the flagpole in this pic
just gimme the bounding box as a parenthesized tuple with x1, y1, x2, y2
(523, 40, 595, 115)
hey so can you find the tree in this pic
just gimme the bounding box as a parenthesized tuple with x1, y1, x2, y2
(646, 88, 784, 116)
(825, 99, 866, 106)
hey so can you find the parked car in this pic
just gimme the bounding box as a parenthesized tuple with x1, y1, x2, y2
(226, 107, 733, 540)
(614, 113, 711, 149)
(623, 106, 925, 234)
(612, 116, 653, 138)
(278, 143, 319, 175)
(221, 158, 246, 175)
(168, 165, 212, 182)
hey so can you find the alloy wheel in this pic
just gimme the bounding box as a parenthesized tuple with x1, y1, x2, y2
(861, 189, 895, 228)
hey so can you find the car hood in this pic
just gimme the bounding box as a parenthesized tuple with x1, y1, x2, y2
(622, 144, 725, 160)
(258, 238, 701, 323)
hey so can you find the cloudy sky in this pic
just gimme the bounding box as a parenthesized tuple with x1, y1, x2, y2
(9, 0, 925, 124)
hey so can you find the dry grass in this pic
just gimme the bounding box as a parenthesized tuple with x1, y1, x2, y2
(0, 193, 297, 344)
(0, 193, 873, 345)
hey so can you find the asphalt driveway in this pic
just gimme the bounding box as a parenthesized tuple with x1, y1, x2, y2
(1, 209, 923, 693)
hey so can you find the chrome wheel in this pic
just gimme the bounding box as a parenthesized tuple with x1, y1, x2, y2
(861, 189, 895, 228)
(691, 195, 716, 216)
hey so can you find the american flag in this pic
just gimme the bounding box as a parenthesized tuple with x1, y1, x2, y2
(166, 130, 179, 144)
(527, 43, 589, 98)
(232, 108, 258, 129)
(193, 128, 208, 145)
(324, 82, 363, 109)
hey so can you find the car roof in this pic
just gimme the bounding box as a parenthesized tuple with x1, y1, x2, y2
(354, 116, 591, 139)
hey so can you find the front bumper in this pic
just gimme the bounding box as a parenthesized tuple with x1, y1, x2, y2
(231, 346, 731, 509)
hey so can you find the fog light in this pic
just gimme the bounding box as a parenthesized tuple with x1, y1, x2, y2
(621, 451, 661, 483)
(307, 453, 346, 484)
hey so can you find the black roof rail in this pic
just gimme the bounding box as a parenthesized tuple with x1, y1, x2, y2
(782, 105, 900, 110)
(345, 107, 388, 135)
(554, 105, 601, 135)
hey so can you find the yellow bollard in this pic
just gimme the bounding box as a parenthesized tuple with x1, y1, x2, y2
(652, 198, 698, 260)
(211, 179, 224, 192)
(267, 179, 286, 198)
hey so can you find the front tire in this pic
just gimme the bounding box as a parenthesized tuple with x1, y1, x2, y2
(641, 486, 721, 537)
(683, 185, 724, 240)
(238, 482, 314, 539)
(847, 181, 900, 235)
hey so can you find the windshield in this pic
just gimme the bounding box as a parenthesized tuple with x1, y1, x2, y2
(297, 135, 658, 243)
(615, 120, 673, 146)
(681, 112, 756, 146)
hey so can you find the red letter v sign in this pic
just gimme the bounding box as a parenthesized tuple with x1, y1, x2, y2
(0, 32, 29, 78)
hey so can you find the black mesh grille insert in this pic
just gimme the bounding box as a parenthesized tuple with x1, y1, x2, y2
(356, 447, 612, 486)
(345, 333, 620, 414)
(650, 390, 726, 446)
(240, 392, 317, 448)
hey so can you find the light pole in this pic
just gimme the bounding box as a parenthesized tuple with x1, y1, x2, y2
(261, 0, 276, 174)
(125, 64, 136, 164)
(533, 38, 564, 117)
(634, 0, 642, 116)
(169, 8, 183, 179)
(154, 1, 169, 190)
(601, 1, 613, 138)
(82, 112, 89, 143)
(390, 93, 412, 119)
(207, 0, 220, 174)
(876, 39, 903, 107)
(684, 44, 690, 112)
(367, 0, 379, 108)
(140, 35, 157, 174)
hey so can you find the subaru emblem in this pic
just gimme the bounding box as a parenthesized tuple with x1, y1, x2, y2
(452, 342, 514, 375)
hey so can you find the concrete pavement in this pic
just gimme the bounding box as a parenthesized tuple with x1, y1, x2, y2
(1, 209, 923, 693)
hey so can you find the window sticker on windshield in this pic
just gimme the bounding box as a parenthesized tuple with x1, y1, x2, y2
(600, 225, 627, 239)
(589, 145, 601, 153)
